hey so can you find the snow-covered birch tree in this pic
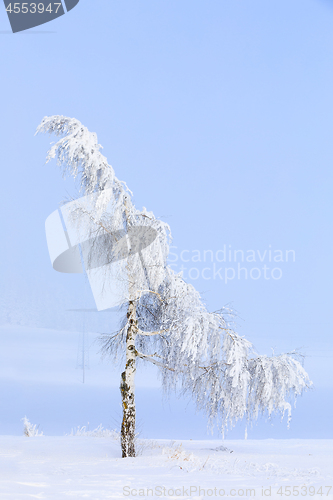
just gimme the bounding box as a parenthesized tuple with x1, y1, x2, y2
(37, 115, 312, 458)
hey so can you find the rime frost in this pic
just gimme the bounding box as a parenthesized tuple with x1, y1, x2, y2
(22, 416, 43, 437)
(37, 116, 312, 440)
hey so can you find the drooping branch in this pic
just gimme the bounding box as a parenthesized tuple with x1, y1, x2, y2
(136, 350, 176, 372)
(137, 328, 169, 336)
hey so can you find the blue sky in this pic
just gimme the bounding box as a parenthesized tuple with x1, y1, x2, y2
(0, 0, 332, 438)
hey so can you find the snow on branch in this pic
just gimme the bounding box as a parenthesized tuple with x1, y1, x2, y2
(36, 116, 117, 197)
(132, 269, 312, 433)
(38, 115, 312, 437)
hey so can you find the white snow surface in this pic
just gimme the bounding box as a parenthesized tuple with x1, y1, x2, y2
(0, 437, 332, 499)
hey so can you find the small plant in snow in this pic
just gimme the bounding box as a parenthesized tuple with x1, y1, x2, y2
(69, 424, 120, 440)
(135, 438, 162, 456)
(211, 444, 233, 453)
(22, 416, 43, 437)
(163, 443, 193, 462)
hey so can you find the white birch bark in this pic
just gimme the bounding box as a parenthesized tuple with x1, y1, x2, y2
(120, 298, 137, 458)
(120, 200, 138, 458)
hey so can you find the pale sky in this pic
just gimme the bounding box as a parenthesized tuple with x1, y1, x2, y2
(0, 0, 332, 437)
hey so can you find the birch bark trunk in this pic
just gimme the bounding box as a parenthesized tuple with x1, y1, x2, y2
(120, 299, 137, 457)
(120, 197, 141, 457)
(120, 200, 138, 458)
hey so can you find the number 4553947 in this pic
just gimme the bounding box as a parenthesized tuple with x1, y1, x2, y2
(6, 3, 62, 14)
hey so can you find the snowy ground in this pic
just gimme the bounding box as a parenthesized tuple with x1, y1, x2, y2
(0, 326, 332, 498)
(0, 437, 332, 499)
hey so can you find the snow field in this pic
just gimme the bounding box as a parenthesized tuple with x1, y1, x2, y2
(0, 437, 332, 499)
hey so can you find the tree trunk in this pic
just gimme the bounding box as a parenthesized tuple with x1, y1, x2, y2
(120, 299, 137, 457)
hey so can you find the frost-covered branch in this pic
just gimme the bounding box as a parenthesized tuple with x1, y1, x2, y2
(137, 328, 169, 336)
(38, 115, 312, 440)
(36, 115, 116, 196)
(135, 350, 175, 371)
